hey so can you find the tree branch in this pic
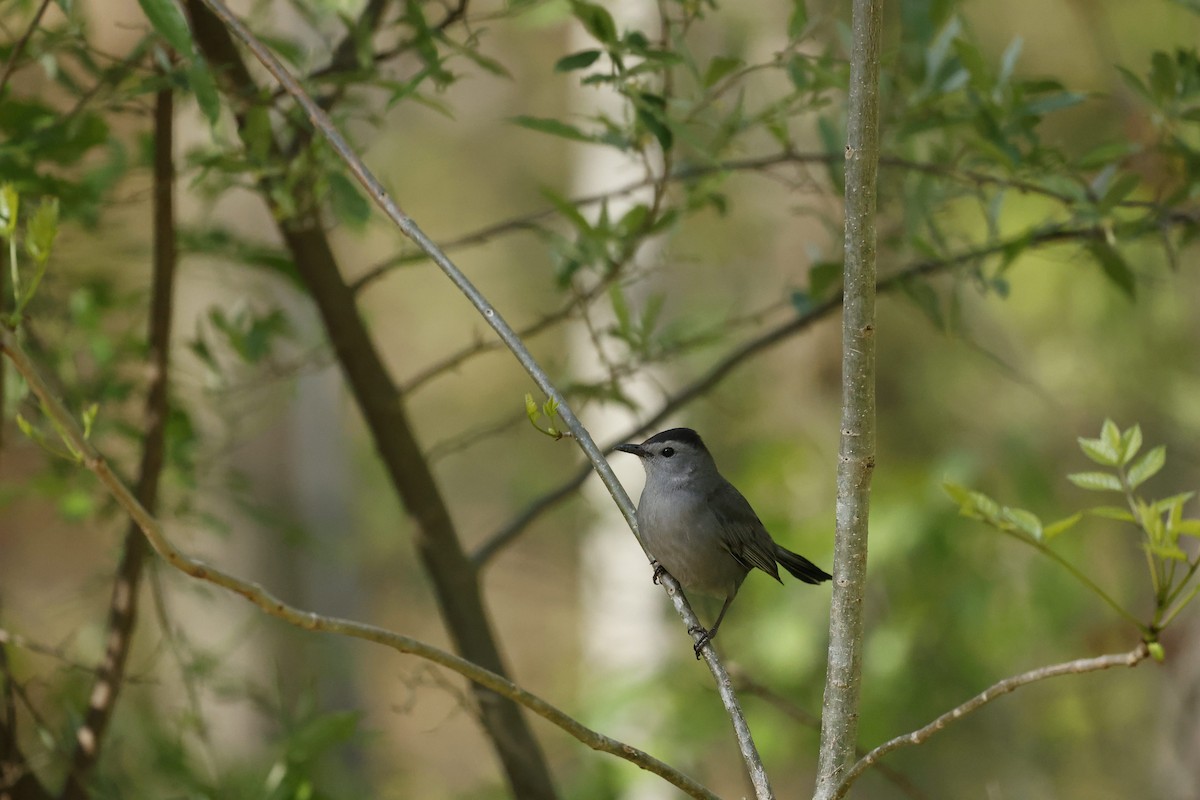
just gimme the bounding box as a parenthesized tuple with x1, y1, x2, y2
(831, 643, 1152, 799)
(182, 2, 562, 796)
(729, 669, 928, 800)
(0, 325, 720, 800)
(472, 220, 1121, 567)
(59, 79, 178, 800)
(1, 634, 55, 800)
(0, 0, 53, 97)
(187, 0, 773, 792)
(348, 147, 1151, 295)
(815, 0, 882, 795)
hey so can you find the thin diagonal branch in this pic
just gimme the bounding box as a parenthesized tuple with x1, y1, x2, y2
(182, 2, 561, 795)
(189, 0, 770, 791)
(0, 325, 720, 800)
(831, 643, 1152, 799)
(60, 79, 178, 800)
(1, 630, 55, 800)
(349, 148, 1148, 294)
(472, 221, 1120, 567)
(0, 0, 53, 96)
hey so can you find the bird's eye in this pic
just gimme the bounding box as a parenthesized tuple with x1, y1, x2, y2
(661, 447, 675, 458)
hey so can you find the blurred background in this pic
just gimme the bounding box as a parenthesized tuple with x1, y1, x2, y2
(2, 0, 1200, 797)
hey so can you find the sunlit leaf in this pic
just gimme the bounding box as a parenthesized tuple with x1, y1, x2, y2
(1077, 435, 1119, 467)
(1000, 507, 1043, 540)
(1043, 512, 1083, 540)
(1119, 424, 1142, 466)
(1067, 471, 1122, 492)
(1089, 505, 1136, 522)
(136, 0, 194, 57)
(1127, 445, 1165, 489)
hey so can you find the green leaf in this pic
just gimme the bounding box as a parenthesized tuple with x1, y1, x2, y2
(1043, 512, 1083, 540)
(787, 0, 809, 38)
(186, 59, 222, 127)
(1119, 424, 1143, 466)
(1126, 445, 1165, 489)
(634, 93, 673, 151)
(790, 290, 814, 315)
(1175, 519, 1200, 538)
(555, 50, 602, 72)
(1067, 471, 1122, 492)
(570, 1, 618, 46)
(1097, 172, 1140, 212)
(328, 172, 371, 229)
(25, 197, 60, 263)
(703, 56, 743, 88)
(1078, 435, 1119, 467)
(0, 185, 18, 238)
(511, 115, 595, 144)
(1089, 506, 1136, 522)
(1115, 65, 1153, 102)
(1086, 241, 1135, 299)
(136, 0, 195, 56)
(1146, 541, 1188, 561)
(1100, 419, 1122, 453)
(1000, 507, 1043, 540)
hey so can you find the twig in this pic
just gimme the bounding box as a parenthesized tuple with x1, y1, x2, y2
(348, 148, 1145, 294)
(831, 643, 1152, 799)
(473, 221, 1112, 567)
(730, 669, 928, 800)
(61, 79, 179, 799)
(186, 0, 769, 792)
(0, 324, 720, 800)
(0, 0, 53, 96)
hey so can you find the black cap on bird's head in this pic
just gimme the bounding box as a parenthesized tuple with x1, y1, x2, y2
(615, 427, 710, 459)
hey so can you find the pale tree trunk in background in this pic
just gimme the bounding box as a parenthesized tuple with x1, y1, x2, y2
(568, 5, 672, 799)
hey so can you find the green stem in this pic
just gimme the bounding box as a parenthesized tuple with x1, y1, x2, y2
(1119, 467, 1162, 598)
(1159, 576, 1200, 630)
(1016, 533, 1147, 633)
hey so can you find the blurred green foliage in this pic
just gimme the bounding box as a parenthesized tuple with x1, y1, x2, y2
(2, 0, 1199, 798)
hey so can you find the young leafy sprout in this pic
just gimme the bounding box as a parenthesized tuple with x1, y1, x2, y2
(946, 419, 1199, 656)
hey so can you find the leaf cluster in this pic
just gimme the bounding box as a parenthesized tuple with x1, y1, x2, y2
(948, 420, 1200, 647)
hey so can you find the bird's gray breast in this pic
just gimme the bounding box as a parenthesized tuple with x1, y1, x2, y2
(636, 482, 748, 598)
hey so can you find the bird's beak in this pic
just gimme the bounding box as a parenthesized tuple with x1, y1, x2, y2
(615, 443, 645, 457)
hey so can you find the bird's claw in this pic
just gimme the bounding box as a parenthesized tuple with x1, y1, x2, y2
(688, 625, 713, 659)
(651, 561, 667, 585)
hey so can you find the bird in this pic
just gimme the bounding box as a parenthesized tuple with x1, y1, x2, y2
(616, 427, 831, 657)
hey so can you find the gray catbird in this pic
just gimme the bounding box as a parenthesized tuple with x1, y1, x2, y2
(617, 428, 831, 656)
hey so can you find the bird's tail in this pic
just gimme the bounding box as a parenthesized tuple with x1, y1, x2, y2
(775, 545, 832, 584)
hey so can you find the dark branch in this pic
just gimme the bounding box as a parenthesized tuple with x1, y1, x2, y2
(0, 0, 53, 96)
(1, 326, 721, 800)
(60, 78, 178, 800)
(472, 218, 1180, 566)
(183, 2, 561, 796)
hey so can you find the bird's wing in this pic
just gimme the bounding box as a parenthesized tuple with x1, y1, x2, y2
(706, 481, 783, 582)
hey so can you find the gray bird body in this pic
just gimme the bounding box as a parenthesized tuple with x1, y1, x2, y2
(617, 428, 831, 654)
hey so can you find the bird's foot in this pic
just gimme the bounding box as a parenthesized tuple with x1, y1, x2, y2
(651, 561, 666, 585)
(688, 625, 714, 660)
